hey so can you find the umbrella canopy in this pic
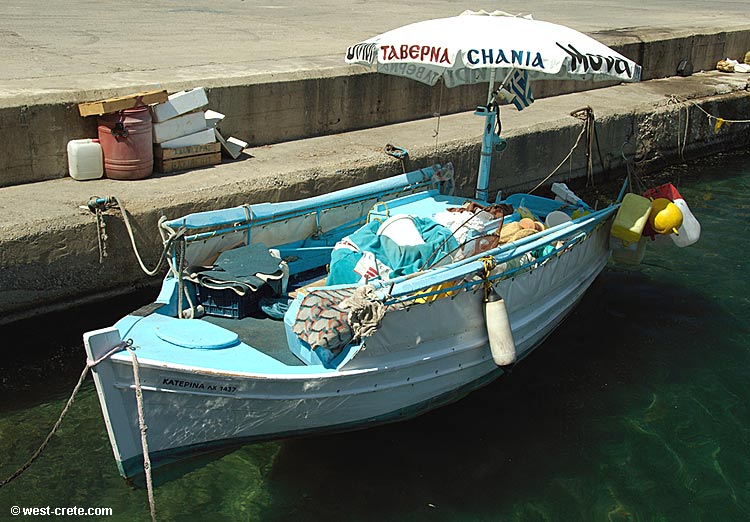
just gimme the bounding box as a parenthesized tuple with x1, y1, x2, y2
(345, 10, 641, 88)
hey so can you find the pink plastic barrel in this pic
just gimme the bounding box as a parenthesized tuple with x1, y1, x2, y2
(98, 106, 153, 180)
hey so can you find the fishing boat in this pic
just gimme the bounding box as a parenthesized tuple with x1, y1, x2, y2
(85, 171, 617, 478)
(83, 11, 647, 479)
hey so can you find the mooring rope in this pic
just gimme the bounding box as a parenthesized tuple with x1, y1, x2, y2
(666, 94, 750, 163)
(528, 116, 588, 195)
(87, 196, 184, 277)
(0, 340, 131, 489)
(433, 79, 444, 156)
(667, 94, 750, 124)
(0, 339, 157, 521)
(384, 144, 409, 174)
(480, 256, 497, 301)
(125, 346, 157, 522)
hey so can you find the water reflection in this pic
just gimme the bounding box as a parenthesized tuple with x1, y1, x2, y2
(1, 151, 749, 521)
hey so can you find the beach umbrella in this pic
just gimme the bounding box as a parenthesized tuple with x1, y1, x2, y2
(345, 10, 642, 200)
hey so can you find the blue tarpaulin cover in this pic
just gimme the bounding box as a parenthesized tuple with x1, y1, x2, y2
(327, 218, 458, 286)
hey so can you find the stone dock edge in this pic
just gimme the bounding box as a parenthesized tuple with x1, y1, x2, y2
(0, 26, 749, 324)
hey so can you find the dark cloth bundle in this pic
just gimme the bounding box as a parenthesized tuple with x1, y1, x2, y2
(189, 243, 285, 296)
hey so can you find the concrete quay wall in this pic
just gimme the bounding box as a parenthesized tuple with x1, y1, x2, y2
(1, 26, 749, 188)
(0, 70, 748, 324)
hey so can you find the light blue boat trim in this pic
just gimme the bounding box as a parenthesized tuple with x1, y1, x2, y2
(162, 166, 439, 230)
(378, 205, 615, 298)
(114, 313, 332, 375)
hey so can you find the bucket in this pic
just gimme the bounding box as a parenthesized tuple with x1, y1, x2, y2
(67, 138, 103, 181)
(545, 210, 572, 229)
(98, 106, 153, 180)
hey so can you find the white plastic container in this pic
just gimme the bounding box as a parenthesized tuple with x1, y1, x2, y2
(545, 210, 572, 229)
(377, 214, 425, 246)
(670, 198, 701, 247)
(67, 139, 103, 181)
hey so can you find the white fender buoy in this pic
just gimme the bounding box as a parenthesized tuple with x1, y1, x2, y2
(485, 287, 516, 366)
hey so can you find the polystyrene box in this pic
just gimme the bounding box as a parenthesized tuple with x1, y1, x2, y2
(215, 128, 247, 159)
(160, 128, 216, 149)
(152, 88, 209, 123)
(152, 111, 207, 143)
(204, 109, 225, 128)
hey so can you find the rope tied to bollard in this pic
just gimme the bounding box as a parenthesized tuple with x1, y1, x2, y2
(384, 143, 409, 173)
(86, 195, 184, 276)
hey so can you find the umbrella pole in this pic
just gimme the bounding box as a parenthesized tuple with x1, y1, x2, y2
(475, 69, 498, 202)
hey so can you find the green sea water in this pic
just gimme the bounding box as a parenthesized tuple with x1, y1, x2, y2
(1, 151, 749, 521)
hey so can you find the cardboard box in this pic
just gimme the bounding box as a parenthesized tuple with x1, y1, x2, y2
(152, 111, 207, 143)
(78, 90, 168, 117)
(152, 88, 209, 122)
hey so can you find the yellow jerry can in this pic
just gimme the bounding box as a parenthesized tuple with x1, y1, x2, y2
(611, 193, 652, 244)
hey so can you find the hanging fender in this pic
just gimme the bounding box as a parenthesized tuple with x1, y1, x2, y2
(484, 286, 516, 366)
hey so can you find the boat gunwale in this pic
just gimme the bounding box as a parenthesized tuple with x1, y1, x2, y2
(106, 222, 610, 379)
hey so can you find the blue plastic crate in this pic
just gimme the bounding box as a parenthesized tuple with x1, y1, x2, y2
(194, 284, 259, 319)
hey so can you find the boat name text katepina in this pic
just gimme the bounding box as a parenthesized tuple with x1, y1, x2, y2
(161, 378, 237, 394)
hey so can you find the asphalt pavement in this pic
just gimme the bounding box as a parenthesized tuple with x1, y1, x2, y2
(1, 0, 749, 101)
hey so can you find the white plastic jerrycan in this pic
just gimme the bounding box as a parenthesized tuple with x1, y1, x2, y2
(67, 138, 104, 181)
(671, 198, 701, 247)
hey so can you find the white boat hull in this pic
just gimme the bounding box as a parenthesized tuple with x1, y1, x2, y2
(85, 221, 610, 478)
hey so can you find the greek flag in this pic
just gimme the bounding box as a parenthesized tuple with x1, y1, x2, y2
(506, 69, 534, 111)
